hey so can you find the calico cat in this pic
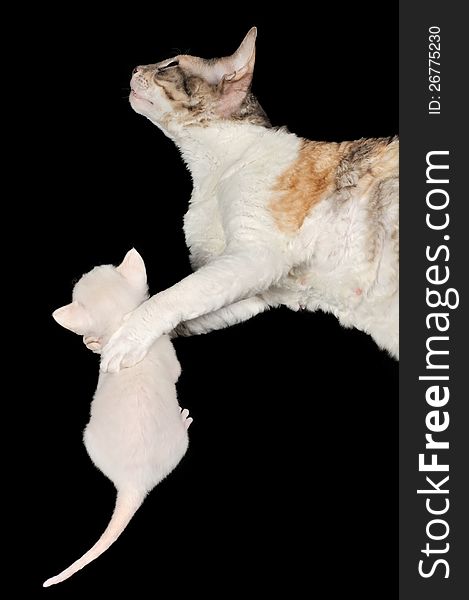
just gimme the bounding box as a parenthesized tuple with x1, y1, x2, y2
(101, 27, 398, 374)
(44, 249, 192, 587)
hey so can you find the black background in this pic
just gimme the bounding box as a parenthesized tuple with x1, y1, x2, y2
(26, 5, 397, 596)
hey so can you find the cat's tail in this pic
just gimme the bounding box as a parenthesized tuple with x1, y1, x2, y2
(43, 489, 144, 587)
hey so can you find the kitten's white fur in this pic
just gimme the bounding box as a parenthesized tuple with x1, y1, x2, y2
(100, 29, 398, 373)
(43, 249, 191, 587)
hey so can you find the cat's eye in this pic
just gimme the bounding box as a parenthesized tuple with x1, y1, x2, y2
(158, 60, 179, 73)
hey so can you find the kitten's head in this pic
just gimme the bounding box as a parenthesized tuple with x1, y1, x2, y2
(53, 249, 148, 351)
(129, 27, 269, 130)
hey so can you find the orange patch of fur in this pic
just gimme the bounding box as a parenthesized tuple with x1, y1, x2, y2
(270, 141, 341, 233)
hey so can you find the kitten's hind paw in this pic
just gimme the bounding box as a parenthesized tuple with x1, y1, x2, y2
(180, 407, 193, 429)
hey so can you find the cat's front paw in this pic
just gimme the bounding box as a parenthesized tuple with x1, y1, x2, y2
(100, 327, 151, 373)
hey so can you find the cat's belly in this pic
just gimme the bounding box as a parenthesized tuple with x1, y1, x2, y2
(265, 268, 367, 315)
(263, 245, 399, 355)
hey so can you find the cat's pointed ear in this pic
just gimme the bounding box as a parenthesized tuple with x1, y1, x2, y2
(53, 301, 90, 335)
(216, 27, 257, 118)
(116, 248, 147, 290)
(226, 27, 257, 78)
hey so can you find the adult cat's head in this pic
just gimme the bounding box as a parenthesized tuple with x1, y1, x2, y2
(53, 249, 148, 351)
(129, 27, 269, 131)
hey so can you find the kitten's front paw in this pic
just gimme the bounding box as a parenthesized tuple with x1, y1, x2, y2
(83, 336, 102, 353)
(100, 327, 151, 373)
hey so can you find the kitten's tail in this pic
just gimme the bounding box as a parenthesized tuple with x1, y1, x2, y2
(43, 489, 144, 587)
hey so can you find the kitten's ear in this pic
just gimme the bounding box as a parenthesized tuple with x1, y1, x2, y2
(52, 301, 90, 335)
(116, 248, 147, 290)
(216, 27, 257, 118)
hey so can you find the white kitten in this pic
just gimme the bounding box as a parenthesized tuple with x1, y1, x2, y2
(43, 249, 192, 587)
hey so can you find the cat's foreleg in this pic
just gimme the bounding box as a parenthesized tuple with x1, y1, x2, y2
(172, 296, 269, 337)
(101, 249, 287, 372)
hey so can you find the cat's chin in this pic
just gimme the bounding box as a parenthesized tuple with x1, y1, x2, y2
(130, 91, 153, 105)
